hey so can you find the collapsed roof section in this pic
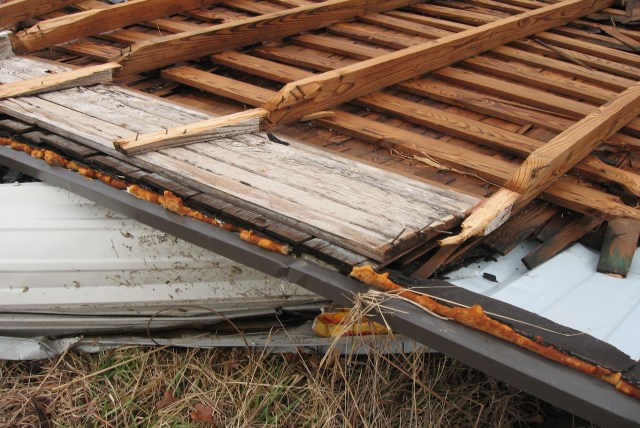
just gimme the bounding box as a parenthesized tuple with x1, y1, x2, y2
(1, 0, 640, 278)
(1, 0, 640, 415)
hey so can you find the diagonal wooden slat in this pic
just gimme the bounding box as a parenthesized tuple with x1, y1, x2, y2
(442, 81, 640, 246)
(12, 0, 221, 53)
(262, 0, 614, 127)
(116, 0, 423, 76)
(116, 0, 614, 152)
(154, 60, 640, 223)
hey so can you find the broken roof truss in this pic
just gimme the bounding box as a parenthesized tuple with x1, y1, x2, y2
(1, 0, 640, 419)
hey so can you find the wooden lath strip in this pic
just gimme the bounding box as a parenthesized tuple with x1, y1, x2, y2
(153, 43, 640, 196)
(114, 108, 266, 154)
(356, 92, 640, 195)
(0, 0, 84, 29)
(442, 81, 640, 246)
(261, 0, 614, 127)
(116, 0, 614, 152)
(0, 62, 121, 100)
(12, 0, 221, 54)
(116, 0, 423, 76)
(157, 59, 640, 223)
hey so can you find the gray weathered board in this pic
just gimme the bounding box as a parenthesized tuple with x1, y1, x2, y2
(0, 56, 480, 261)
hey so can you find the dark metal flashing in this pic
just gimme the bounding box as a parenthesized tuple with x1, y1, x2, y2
(1, 145, 639, 427)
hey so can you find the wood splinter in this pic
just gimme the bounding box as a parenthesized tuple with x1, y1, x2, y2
(114, 108, 267, 155)
(441, 81, 640, 247)
(0, 62, 121, 100)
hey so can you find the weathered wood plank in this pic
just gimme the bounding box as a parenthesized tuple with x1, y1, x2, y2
(522, 215, 603, 269)
(13, 0, 221, 53)
(115, 108, 266, 154)
(138, 147, 466, 261)
(117, 0, 423, 76)
(0, 63, 120, 100)
(442, 81, 640, 246)
(262, 0, 614, 127)
(597, 218, 640, 277)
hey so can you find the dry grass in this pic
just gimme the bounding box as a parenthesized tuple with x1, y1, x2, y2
(0, 338, 554, 428)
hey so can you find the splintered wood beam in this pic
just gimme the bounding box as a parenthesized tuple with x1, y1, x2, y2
(12, 0, 221, 54)
(116, 0, 422, 76)
(441, 81, 640, 247)
(261, 0, 614, 127)
(0, 62, 121, 100)
(0, 0, 84, 29)
(114, 108, 267, 154)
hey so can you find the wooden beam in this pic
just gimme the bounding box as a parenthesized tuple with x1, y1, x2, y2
(12, 0, 221, 53)
(441, 81, 640, 247)
(0, 0, 84, 29)
(116, 0, 422, 76)
(0, 62, 121, 100)
(159, 58, 640, 224)
(597, 218, 640, 277)
(522, 215, 603, 269)
(261, 0, 614, 128)
(114, 108, 267, 154)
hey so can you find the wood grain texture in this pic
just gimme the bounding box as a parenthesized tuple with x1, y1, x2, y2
(115, 108, 266, 154)
(0, 55, 479, 261)
(117, 0, 422, 76)
(522, 215, 603, 269)
(0, 0, 83, 28)
(484, 203, 557, 255)
(202, 49, 640, 222)
(597, 218, 640, 277)
(0, 62, 120, 100)
(442, 81, 640, 246)
(262, 0, 613, 127)
(13, 0, 220, 53)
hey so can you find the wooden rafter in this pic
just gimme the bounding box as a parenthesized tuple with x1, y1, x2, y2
(12, 0, 221, 54)
(441, 81, 640, 247)
(115, 0, 613, 153)
(154, 60, 640, 224)
(261, 0, 614, 127)
(116, 0, 423, 76)
(0, 62, 121, 100)
(0, 0, 84, 29)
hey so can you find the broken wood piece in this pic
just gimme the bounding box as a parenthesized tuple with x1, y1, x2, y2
(600, 26, 640, 53)
(0, 62, 121, 100)
(12, 0, 221, 54)
(484, 203, 557, 255)
(262, 0, 614, 127)
(522, 215, 603, 269)
(114, 108, 267, 154)
(597, 218, 640, 277)
(411, 242, 459, 279)
(441, 81, 640, 247)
